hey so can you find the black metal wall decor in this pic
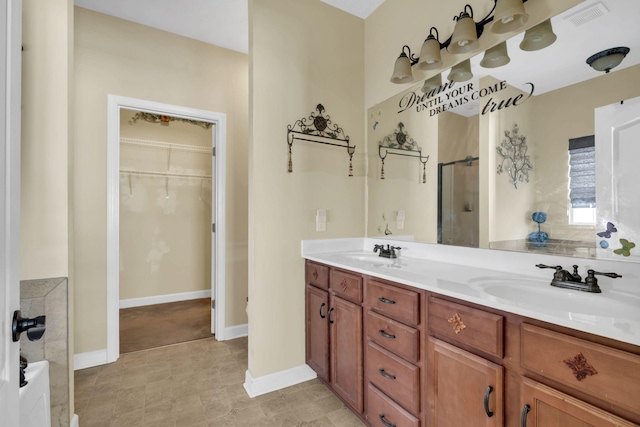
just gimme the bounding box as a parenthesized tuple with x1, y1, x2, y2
(379, 122, 429, 183)
(287, 104, 355, 176)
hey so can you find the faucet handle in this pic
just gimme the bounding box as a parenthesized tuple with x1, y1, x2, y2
(536, 264, 562, 271)
(587, 269, 622, 279)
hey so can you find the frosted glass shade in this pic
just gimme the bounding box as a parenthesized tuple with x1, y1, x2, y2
(448, 14, 478, 54)
(519, 19, 557, 51)
(448, 59, 473, 82)
(417, 36, 443, 71)
(586, 47, 630, 73)
(491, 0, 529, 34)
(421, 73, 443, 94)
(480, 42, 511, 68)
(390, 52, 414, 84)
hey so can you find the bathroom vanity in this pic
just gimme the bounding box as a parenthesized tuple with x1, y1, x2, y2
(303, 239, 640, 427)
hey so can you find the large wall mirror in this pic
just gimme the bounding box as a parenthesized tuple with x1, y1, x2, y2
(366, 0, 640, 263)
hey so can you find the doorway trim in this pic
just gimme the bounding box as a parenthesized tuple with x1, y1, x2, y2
(106, 95, 227, 363)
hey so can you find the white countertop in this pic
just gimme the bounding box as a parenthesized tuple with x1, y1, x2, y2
(302, 238, 640, 347)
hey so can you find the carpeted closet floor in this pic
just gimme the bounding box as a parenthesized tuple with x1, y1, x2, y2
(120, 298, 212, 353)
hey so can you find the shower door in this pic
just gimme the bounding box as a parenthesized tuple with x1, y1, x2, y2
(438, 157, 479, 248)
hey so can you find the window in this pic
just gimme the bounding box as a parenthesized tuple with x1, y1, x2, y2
(568, 135, 596, 225)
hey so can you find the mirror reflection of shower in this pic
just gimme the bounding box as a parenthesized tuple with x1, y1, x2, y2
(438, 156, 479, 248)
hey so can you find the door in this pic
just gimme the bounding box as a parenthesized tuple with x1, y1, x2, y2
(521, 377, 636, 427)
(305, 284, 329, 382)
(210, 130, 216, 334)
(427, 337, 503, 427)
(595, 96, 640, 262)
(0, 0, 22, 424)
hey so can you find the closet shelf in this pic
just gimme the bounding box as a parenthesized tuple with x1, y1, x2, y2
(120, 169, 212, 180)
(120, 138, 212, 154)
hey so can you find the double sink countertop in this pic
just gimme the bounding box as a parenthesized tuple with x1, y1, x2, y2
(302, 238, 640, 347)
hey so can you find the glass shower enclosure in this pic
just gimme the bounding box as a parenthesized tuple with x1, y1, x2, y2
(438, 156, 479, 248)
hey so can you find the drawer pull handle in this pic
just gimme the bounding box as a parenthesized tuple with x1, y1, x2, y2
(379, 414, 396, 427)
(379, 368, 396, 380)
(483, 386, 494, 418)
(328, 307, 335, 325)
(378, 329, 396, 339)
(520, 404, 530, 427)
(379, 297, 396, 305)
(319, 303, 326, 319)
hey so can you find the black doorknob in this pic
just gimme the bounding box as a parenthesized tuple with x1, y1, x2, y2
(12, 310, 46, 342)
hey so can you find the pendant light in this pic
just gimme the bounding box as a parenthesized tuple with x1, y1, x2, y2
(448, 59, 473, 82)
(417, 27, 443, 71)
(586, 47, 630, 73)
(448, 5, 479, 55)
(390, 49, 414, 83)
(519, 19, 557, 51)
(480, 41, 511, 68)
(490, 0, 528, 34)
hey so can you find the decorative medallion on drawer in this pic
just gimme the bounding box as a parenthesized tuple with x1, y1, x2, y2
(313, 269, 319, 280)
(341, 278, 349, 292)
(563, 352, 598, 381)
(448, 313, 466, 334)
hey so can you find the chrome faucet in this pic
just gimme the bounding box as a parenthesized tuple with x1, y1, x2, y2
(374, 244, 401, 259)
(536, 264, 621, 293)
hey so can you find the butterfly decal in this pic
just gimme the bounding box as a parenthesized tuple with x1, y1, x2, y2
(596, 222, 617, 238)
(613, 238, 636, 257)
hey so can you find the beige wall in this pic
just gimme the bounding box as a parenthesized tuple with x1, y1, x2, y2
(119, 110, 213, 300)
(73, 7, 248, 354)
(249, 0, 365, 378)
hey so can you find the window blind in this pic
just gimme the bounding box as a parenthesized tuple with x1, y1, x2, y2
(568, 135, 596, 208)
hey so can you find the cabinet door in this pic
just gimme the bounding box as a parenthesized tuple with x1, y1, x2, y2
(306, 284, 330, 383)
(331, 295, 363, 413)
(521, 378, 637, 427)
(428, 337, 504, 427)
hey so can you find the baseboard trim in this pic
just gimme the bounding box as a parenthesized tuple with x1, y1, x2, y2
(74, 349, 108, 370)
(243, 364, 317, 398)
(225, 323, 248, 340)
(119, 290, 211, 309)
(71, 414, 79, 427)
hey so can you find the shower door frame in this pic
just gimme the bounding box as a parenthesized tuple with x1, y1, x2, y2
(106, 95, 227, 364)
(437, 156, 479, 245)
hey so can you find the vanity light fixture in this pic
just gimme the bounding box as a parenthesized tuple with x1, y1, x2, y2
(490, 0, 528, 34)
(421, 73, 443, 94)
(519, 19, 557, 51)
(586, 47, 630, 74)
(417, 27, 444, 71)
(448, 5, 480, 54)
(480, 41, 511, 68)
(390, 0, 530, 84)
(448, 59, 473, 82)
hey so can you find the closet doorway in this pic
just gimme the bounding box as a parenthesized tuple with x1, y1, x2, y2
(106, 96, 227, 362)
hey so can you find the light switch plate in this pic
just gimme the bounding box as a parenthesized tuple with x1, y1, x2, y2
(316, 210, 326, 232)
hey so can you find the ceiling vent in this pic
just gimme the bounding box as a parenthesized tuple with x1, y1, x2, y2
(564, 2, 609, 27)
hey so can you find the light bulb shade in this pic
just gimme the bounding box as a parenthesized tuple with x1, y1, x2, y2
(480, 41, 511, 68)
(490, 0, 529, 34)
(519, 19, 557, 51)
(421, 73, 443, 94)
(417, 36, 443, 71)
(586, 47, 630, 73)
(390, 52, 414, 84)
(447, 59, 473, 82)
(448, 14, 478, 54)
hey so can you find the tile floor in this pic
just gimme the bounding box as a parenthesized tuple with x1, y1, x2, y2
(74, 337, 366, 426)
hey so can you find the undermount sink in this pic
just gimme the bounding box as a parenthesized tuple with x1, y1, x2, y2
(329, 252, 397, 265)
(469, 276, 640, 320)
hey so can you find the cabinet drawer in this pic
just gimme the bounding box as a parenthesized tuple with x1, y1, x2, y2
(366, 341, 420, 416)
(306, 261, 329, 290)
(365, 310, 420, 364)
(367, 383, 420, 427)
(428, 297, 504, 359)
(365, 279, 420, 326)
(330, 269, 363, 303)
(522, 323, 640, 416)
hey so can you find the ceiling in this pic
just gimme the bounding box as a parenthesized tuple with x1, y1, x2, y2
(73, 0, 386, 54)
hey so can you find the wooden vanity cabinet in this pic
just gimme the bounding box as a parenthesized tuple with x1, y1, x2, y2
(305, 261, 364, 414)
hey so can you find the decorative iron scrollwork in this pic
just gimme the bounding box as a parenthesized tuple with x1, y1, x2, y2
(379, 122, 429, 183)
(287, 104, 355, 176)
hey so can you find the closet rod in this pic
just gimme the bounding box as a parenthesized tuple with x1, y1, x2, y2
(120, 169, 212, 180)
(120, 138, 211, 154)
